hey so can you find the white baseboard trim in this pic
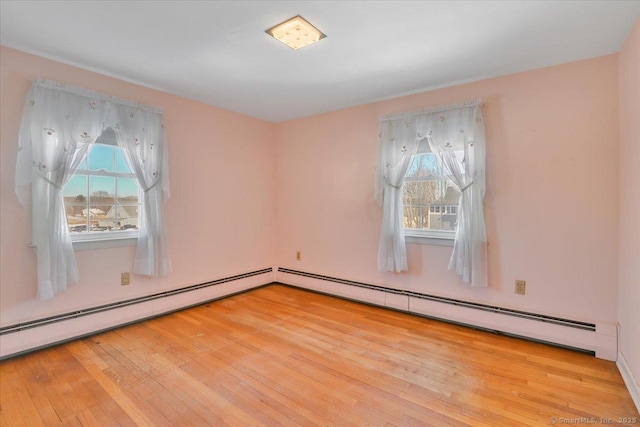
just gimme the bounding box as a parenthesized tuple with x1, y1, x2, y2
(0, 268, 274, 360)
(277, 267, 618, 359)
(617, 351, 640, 413)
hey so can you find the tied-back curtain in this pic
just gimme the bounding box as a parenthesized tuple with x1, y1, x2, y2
(418, 104, 487, 287)
(375, 119, 420, 272)
(15, 85, 101, 299)
(15, 79, 171, 300)
(115, 108, 171, 276)
(376, 101, 488, 287)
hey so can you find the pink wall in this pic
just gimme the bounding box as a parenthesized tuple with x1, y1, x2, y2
(276, 55, 620, 325)
(618, 16, 640, 389)
(0, 46, 277, 326)
(0, 41, 630, 364)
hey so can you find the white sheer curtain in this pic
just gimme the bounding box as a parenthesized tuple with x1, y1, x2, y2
(376, 101, 487, 286)
(15, 79, 171, 300)
(375, 119, 420, 272)
(15, 85, 99, 299)
(115, 107, 171, 276)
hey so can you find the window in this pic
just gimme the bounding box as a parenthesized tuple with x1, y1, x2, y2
(63, 129, 140, 242)
(403, 152, 460, 239)
(376, 101, 485, 281)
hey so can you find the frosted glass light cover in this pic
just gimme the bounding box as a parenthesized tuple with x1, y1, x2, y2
(266, 15, 326, 50)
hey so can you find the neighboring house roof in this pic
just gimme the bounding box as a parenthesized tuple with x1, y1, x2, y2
(105, 205, 138, 218)
(432, 186, 461, 206)
(121, 206, 138, 217)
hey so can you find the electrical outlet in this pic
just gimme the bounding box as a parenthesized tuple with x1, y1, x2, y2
(296, 251, 301, 261)
(515, 280, 526, 295)
(121, 272, 130, 286)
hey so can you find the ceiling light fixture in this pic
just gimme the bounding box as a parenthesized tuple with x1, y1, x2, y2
(266, 15, 326, 50)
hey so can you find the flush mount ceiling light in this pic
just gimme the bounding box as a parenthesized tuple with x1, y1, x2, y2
(266, 15, 326, 50)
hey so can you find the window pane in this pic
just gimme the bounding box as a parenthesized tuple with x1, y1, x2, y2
(64, 175, 88, 233)
(90, 176, 115, 205)
(115, 148, 132, 173)
(63, 175, 87, 200)
(117, 177, 139, 203)
(89, 205, 116, 231)
(115, 205, 139, 230)
(89, 176, 115, 232)
(117, 176, 140, 230)
(88, 144, 114, 172)
(405, 153, 442, 179)
(403, 179, 460, 231)
(403, 181, 439, 229)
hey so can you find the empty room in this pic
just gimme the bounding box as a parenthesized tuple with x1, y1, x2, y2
(1, 1, 639, 425)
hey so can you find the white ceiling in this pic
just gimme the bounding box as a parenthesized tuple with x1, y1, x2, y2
(2, 1, 639, 122)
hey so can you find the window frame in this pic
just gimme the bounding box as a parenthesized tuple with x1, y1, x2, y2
(403, 154, 457, 244)
(64, 139, 141, 249)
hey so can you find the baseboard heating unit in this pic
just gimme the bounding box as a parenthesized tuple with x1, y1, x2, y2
(0, 268, 274, 360)
(276, 267, 617, 361)
(1, 266, 617, 362)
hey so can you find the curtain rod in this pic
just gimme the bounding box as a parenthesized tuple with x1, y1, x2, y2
(33, 78, 164, 114)
(380, 98, 481, 122)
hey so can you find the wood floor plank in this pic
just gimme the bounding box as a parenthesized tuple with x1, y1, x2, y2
(0, 358, 47, 426)
(66, 340, 154, 426)
(16, 356, 62, 425)
(181, 346, 333, 426)
(1, 284, 637, 426)
(75, 401, 136, 427)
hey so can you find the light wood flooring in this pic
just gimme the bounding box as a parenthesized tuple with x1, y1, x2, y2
(1, 284, 638, 426)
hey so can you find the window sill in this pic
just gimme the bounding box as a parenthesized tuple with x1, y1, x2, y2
(405, 231, 455, 247)
(71, 234, 138, 251)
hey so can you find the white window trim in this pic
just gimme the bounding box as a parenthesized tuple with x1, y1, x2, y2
(405, 229, 455, 246)
(30, 231, 138, 251)
(72, 234, 138, 251)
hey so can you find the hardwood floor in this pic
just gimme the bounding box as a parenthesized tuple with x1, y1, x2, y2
(1, 284, 637, 426)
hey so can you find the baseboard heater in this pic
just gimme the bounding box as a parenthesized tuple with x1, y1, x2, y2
(276, 267, 614, 357)
(0, 268, 273, 337)
(278, 267, 594, 332)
